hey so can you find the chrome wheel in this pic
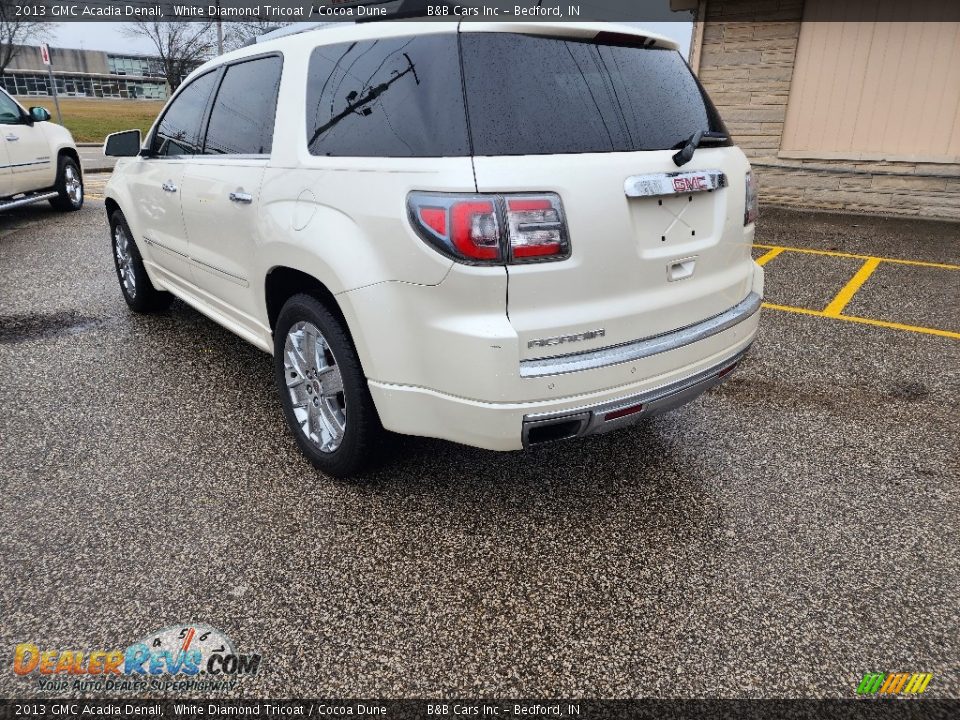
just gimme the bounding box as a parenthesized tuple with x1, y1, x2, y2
(284, 321, 346, 453)
(64, 164, 82, 206)
(113, 224, 136, 297)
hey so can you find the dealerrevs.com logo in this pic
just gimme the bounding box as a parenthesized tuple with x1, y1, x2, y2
(13, 623, 261, 693)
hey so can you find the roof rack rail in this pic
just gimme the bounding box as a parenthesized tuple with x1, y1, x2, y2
(248, 22, 344, 46)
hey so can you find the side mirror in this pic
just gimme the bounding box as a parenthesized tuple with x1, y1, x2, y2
(28, 106, 51, 123)
(104, 129, 142, 157)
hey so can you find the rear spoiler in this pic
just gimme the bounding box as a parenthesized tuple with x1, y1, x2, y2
(248, 10, 678, 51)
(460, 21, 679, 51)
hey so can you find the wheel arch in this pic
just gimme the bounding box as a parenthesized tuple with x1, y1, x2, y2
(265, 266, 349, 337)
(104, 197, 120, 219)
(265, 265, 377, 378)
(56, 146, 81, 172)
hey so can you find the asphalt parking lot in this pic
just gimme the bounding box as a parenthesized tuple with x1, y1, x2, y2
(0, 192, 957, 699)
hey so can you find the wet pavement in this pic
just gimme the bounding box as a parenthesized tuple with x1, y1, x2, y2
(0, 203, 957, 699)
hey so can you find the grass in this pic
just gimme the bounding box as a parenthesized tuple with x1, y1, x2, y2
(23, 97, 165, 143)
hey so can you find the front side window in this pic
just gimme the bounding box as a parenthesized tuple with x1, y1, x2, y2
(0, 92, 22, 124)
(305, 35, 469, 158)
(204, 55, 282, 155)
(150, 71, 218, 156)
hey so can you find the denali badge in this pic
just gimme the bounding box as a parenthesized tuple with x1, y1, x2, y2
(528, 329, 606, 349)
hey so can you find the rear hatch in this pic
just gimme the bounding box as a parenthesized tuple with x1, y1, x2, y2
(460, 27, 756, 362)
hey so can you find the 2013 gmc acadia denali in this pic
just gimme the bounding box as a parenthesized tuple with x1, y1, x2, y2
(103, 22, 763, 477)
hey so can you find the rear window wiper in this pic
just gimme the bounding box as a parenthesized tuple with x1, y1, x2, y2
(672, 130, 729, 167)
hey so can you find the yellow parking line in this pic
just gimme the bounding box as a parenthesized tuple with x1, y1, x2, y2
(753, 243, 960, 271)
(762, 302, 960, 340)
(823, 257, 880, 316)
(755, 246, 785, 266)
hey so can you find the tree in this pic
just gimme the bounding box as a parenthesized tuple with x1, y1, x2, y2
(223, 21, 294, 52)
(0, 0, 51, 75)
(123, 21, 216, 93)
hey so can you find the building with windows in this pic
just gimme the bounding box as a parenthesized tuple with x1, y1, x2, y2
(0, 44, 175, 100)
(674, 0, 960, 219)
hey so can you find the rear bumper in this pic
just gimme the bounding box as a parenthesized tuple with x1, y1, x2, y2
(521, 292, 760, 377)
(368, 303, 759, 451)
(521, 346, 748, 447)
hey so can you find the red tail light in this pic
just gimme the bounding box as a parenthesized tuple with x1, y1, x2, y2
(408, 192, 570, 265)
(417, 207, 446, 237)
(451, 200, 500, 260)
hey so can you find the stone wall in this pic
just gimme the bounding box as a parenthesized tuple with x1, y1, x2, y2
(693, 0, 960, 220)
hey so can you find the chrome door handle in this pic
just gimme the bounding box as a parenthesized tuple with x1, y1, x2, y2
(161, 181, 177, 193)
(6, 134, 18, 141)
(229, 191, 253, 204)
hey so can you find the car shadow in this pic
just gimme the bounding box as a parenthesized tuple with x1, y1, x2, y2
(121, 294, 720, 541)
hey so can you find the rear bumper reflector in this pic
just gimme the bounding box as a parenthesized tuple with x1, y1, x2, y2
(603, 403, 644, 422)
(520, 291, 761, 378)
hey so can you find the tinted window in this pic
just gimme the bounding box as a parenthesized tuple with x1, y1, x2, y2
(0, 92, 21, 124)
(204, 56, 283, 155)
(151, 71, 218, 156)
(461, 34, 730, 156)
(306, 35, 469, 157)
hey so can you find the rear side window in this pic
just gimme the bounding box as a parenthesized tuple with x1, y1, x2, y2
(305, 35, 469, 157)
(460, 33, 730, 156)
(204, 55, 283, 155)
(151, 71, 219, 156)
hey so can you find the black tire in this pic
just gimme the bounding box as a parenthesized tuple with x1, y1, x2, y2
(109, 209, 174, 313)
(49, 155, 84, 211)
(274, 293, 384, 478)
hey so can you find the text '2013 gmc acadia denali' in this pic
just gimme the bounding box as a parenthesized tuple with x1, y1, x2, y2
(103, 21, 763, 476)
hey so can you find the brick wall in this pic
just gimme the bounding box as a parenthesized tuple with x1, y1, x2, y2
(693, 0, 960, 220)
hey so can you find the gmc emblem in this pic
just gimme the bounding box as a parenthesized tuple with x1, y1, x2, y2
(673, 176, 708, 192)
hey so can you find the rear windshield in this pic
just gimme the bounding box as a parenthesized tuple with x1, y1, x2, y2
(460, 33, 730, 156)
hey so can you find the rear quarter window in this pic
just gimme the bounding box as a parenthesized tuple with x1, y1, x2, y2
(460, 33, 730, 156)
(305, 35, 469, 158)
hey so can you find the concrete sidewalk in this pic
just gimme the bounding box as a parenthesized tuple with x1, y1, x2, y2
(77, 143, 115, 174)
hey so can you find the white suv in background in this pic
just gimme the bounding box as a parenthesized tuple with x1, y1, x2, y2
(103, 22, 763, 477)
(0, 87, 83, 212)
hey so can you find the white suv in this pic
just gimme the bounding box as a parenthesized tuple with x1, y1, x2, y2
(103, 22, 763, 476)
(0, 87, 84, 213)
